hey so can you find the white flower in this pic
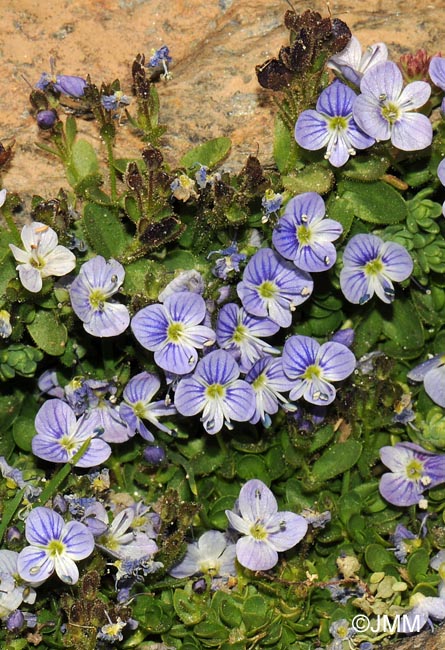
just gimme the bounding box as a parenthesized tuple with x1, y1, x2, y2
(0, 550, 39, 619)
(0, 189, 6, 208)
(9, 221, 76, 293)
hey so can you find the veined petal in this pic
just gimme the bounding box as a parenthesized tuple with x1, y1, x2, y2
(131, 304, 169, 350)
(272, 214, 300, 261)
(317, 341, 356, 380)
(316, 80, 356, 116)
(32, 436, 71, 464)
(222, 381, 256, 423)
(35, 399, 76, 439)
(284, 192, 326, 225)
(407, 355, 442, 382)
(9, 244, 30, 264)
(360, 61, 403, 101)
(21, 222, 58, 256)
(200, 396, 224, 434)
(164, 291, 206, 326)
(283, 335, 319, 378)
(437, 159, 445, 185)
(236, 536, 278, 570)
(18, 265, 43, 293)
(293, 240, 337, 272)
(174, 377, 207, 416)
(379, 472, 423, 506)
(17, 547, 54, 583)
(61, 520, 95, 560)
(41, 245, 76, 277)
(398, 80, 431, 110)
(379, 241, 413, 281)
(353, 95, 391, 141)
(155, 340, 199, 375)
(123, 371, 160, 405)
(391, 112, 432, 151)
(339, 267, 371, 304)
(423, 365, 445, 407)
(429, 56, 445, 90)
(266, 512, 308, 551)
(295, 110, 330, 150)
(238, 479, 278, 522)
(225, 510, 251, 536)
(25, 507, 64, 546)
(74, 438, 112, 468)
(53, 554, 79, 584)
(84, 302, 130, 337)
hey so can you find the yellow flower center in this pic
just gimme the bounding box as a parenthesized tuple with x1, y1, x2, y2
(47, 539, 65, 557)
(249, 521, 268, 540)
(405, 459, 424, 481)
(381, 101, 401, 124)
(258, 281, 277, 300)
(89, 289, 106, 311)
(167, 321, 184, 342)
(206, 383, 225, 399)
(365, 258, 384, 275)
(232, 324, 247, 343)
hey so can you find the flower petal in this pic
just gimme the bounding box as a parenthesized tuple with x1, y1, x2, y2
(17, 547, 54, 583)
(61, 520, 95, 560)
(238, 479, 278, 522)
(25, 507, 64, 546)
(236, 537, 278, 570)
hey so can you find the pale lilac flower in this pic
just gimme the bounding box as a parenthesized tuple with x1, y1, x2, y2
(379, 442, 445, 506)
(282, 335, 356, 405)
(32, 399, 112, 467)
(9, 221, 76, 293)
(261, 189, 283, 223)
(97, 616, 127, 643)
(69, 256, 130, 337)
(272, 193, 343, 271)
(400, 592, 445, 633)
(407, 353, 445, 407)
(327, 35, 388, 87)
(216, 303, 280, 372)
(174, 350, 255, 434)
(245, 356, 295, 426)
(158, 270, 205, 302)
(131, 292, 215, 375)
(295, 82, 375, 167)
(391, 524, 419, 563)
(429, 56, 445, 90)
(0, 188, 6, 208)
(329, 619, 356, 649)
(340, 233, 413, 304)
(237, 248, 313, 328)
(96, 507, 158, 561)
(86, 399, 131, 444)
(225, 479, 308, 571)
(0, 551, 39, 620)
(353, 61, 432, 151)
(120, 371, 176, 441)
(17, 507, 94, 585)
(169, 530, 236, 578)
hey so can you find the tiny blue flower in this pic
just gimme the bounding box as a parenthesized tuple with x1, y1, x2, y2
(379, 442, 445, 506)
(216, 303, 280, 372)
(174, 350, 255, 434)
(245, 356, 295, 426)
(272, 192, 343, 271)
(169, 530, 236, 578)
(148, 45, 172, 78)
(353, 61, 432, 151)
(327, 35, 388, 87)
(225, 479, 308, 571)
(69, 256, 130, 337)
(295, 81, 375, 167)
(237, 248, 313, 328)
(32, 399, 112, 467)
(340, 233, 413, 304)
(17, 507, 94, 585)
(261, 189, 283, 223)
(429, 56, 445, 90)
(101, 90, 131, 111)
(120, 371, 177, 440)
(131, 292, 215, 375)
(282, 335, 356, 405)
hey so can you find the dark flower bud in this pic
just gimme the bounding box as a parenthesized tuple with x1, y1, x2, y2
(36, 109, 58, 130)
(6, 526, 21, 543)
(54, 74, 87, 98)
(192, 578, 207, 594)
(331, 328, 355, 348)
(143, 445, 166, 465)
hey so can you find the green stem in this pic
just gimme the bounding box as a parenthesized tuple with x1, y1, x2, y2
(104, 136, 118, 202)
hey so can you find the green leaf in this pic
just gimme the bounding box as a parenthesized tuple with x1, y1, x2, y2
(66, 139, 99, 186)
(83, 203, 132, 258)
(353, 308, 383, 358)
(180, 137, 231, 169)
(365, 544, 395, 571)
(311, 439, 362, 482)
(65, 115, 77, 149)
(325, 194, 355, 238)
(27, 310, 68, 356)
(380, 299, 424, 358)
(407, 549, 430, 583)
(273, 114, 299, 173)
(341, 154, 391, 181)
(173, 590, 206, 625)
(337, 180, 407, 224)
(13, 416, 36, 452)
(282, 164, 335, 195)
(237, 454, 270, 483)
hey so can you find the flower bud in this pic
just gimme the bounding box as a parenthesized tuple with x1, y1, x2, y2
(143, 445, 166, 466)
(36, 109, 58, 130)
